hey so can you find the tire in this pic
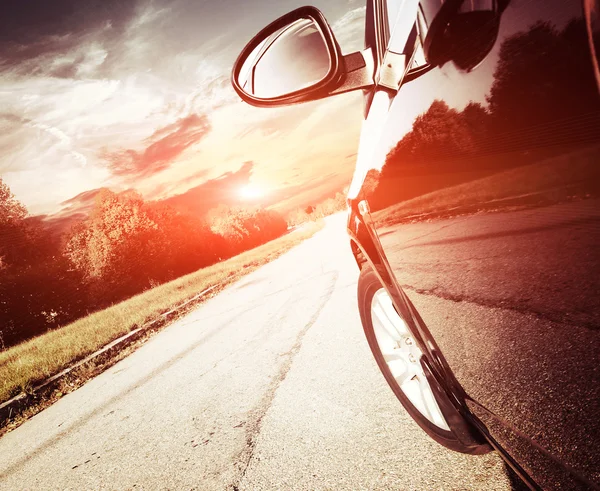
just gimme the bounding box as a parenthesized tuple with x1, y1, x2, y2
(357, 265, 487, 453)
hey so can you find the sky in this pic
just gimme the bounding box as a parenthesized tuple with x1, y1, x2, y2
(0, 0, 367, 217)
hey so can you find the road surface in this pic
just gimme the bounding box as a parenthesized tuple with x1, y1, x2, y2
(0, 213, 517, 490)
(377, 199, 600, 489)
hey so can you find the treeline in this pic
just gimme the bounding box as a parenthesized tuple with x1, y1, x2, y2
(368, 19, 600, 210)
(286, 189, 347, 227)
(0, 184, 287, 349)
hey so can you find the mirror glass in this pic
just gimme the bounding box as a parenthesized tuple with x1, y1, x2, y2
(237, 18, 331, 99)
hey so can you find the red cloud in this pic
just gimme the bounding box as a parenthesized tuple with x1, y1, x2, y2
(103, 114, 211, 177)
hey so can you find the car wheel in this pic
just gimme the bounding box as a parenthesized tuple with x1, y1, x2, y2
(357, 265, 486, 453)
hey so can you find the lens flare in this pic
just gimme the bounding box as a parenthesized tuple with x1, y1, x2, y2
(239, 184, 263, 200)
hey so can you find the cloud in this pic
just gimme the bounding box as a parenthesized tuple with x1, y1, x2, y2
(0, 0, 140, 76)
(60, 187, 106, 207)
(235, 104, 317, 140)
(103, 114, 211, 177)
(162, 161, 255, 215)
(331, 6, 367, 52)
(0, 0, 365, 217)
(0, 112, 87, 167)
(55, 187, 108, 218)
(52, 186, 140, 221)
(47, 44, 108, 79)
(180, 71, 237, 115)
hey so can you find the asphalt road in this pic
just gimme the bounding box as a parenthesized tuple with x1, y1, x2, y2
(0, 213, 516, 490)
(377, 199, 600, 489)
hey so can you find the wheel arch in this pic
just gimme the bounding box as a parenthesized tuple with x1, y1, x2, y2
(348, 199, 491, 453)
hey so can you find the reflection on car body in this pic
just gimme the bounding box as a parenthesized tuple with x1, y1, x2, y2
(233, 0, 600, 489)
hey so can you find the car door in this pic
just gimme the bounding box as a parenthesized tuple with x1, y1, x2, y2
(358, 0, 600, 488)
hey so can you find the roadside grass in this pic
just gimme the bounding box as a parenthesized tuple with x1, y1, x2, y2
(374, 145, 600, 226)
(0, 220, 324, 405)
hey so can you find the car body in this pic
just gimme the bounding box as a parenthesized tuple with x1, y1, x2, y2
(232, 1, 600, 489)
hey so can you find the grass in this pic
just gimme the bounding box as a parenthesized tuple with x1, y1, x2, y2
(373, 145, 600, 227)
(0, 220, 324, 405)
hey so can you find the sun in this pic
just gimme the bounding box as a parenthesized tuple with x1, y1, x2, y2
(239, 184, 264, 200)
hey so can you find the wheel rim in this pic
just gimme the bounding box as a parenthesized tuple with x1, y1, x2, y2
(370, 288, 450, 431)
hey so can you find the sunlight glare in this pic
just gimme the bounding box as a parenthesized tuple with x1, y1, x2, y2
(239, 184, 263, 200)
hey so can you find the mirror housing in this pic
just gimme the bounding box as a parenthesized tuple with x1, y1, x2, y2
(232, 6, 374, 107)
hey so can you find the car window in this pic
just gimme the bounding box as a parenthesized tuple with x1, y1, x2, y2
(385, 0, 402, 33)
(407, 16, 427, 71)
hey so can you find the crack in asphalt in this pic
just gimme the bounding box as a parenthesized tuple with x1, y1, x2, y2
(0, 301, 276, 479)
(401, 284, 599, 331)
(379, 220, 463, 242)
(184, 273, 334, 326)
(230, 270, 339, 491)
(395, 214, 600, 251)
(1, 270, 341, 482)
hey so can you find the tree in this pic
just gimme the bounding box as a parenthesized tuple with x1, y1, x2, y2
(461, 102, 490, 147)
(368, 18, 600, 213)
(208, 206, 287, 255)
(486, 20, 600, 150)
(385, 100, 477, 172)
(0, 179, 88, 348)
(65, 190, 160, 298)
(144, 202, 223, 280)
(65, 190, 224, 301)
(370, 100, 483, 209)
(0, 178, 26, 226)
(0, 178, 32, 269)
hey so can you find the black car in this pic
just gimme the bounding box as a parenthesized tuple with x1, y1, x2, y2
(232, 0, 600, 489)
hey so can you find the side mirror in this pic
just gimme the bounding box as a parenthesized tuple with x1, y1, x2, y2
(232, 6, 373, 107)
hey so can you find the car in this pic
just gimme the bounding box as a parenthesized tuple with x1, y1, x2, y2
(231, 0, 600, 489)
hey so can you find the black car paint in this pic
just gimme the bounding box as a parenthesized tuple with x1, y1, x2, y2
(352, 1, 600, 489)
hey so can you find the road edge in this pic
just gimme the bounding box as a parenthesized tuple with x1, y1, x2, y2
(0, 285, 221, 432)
